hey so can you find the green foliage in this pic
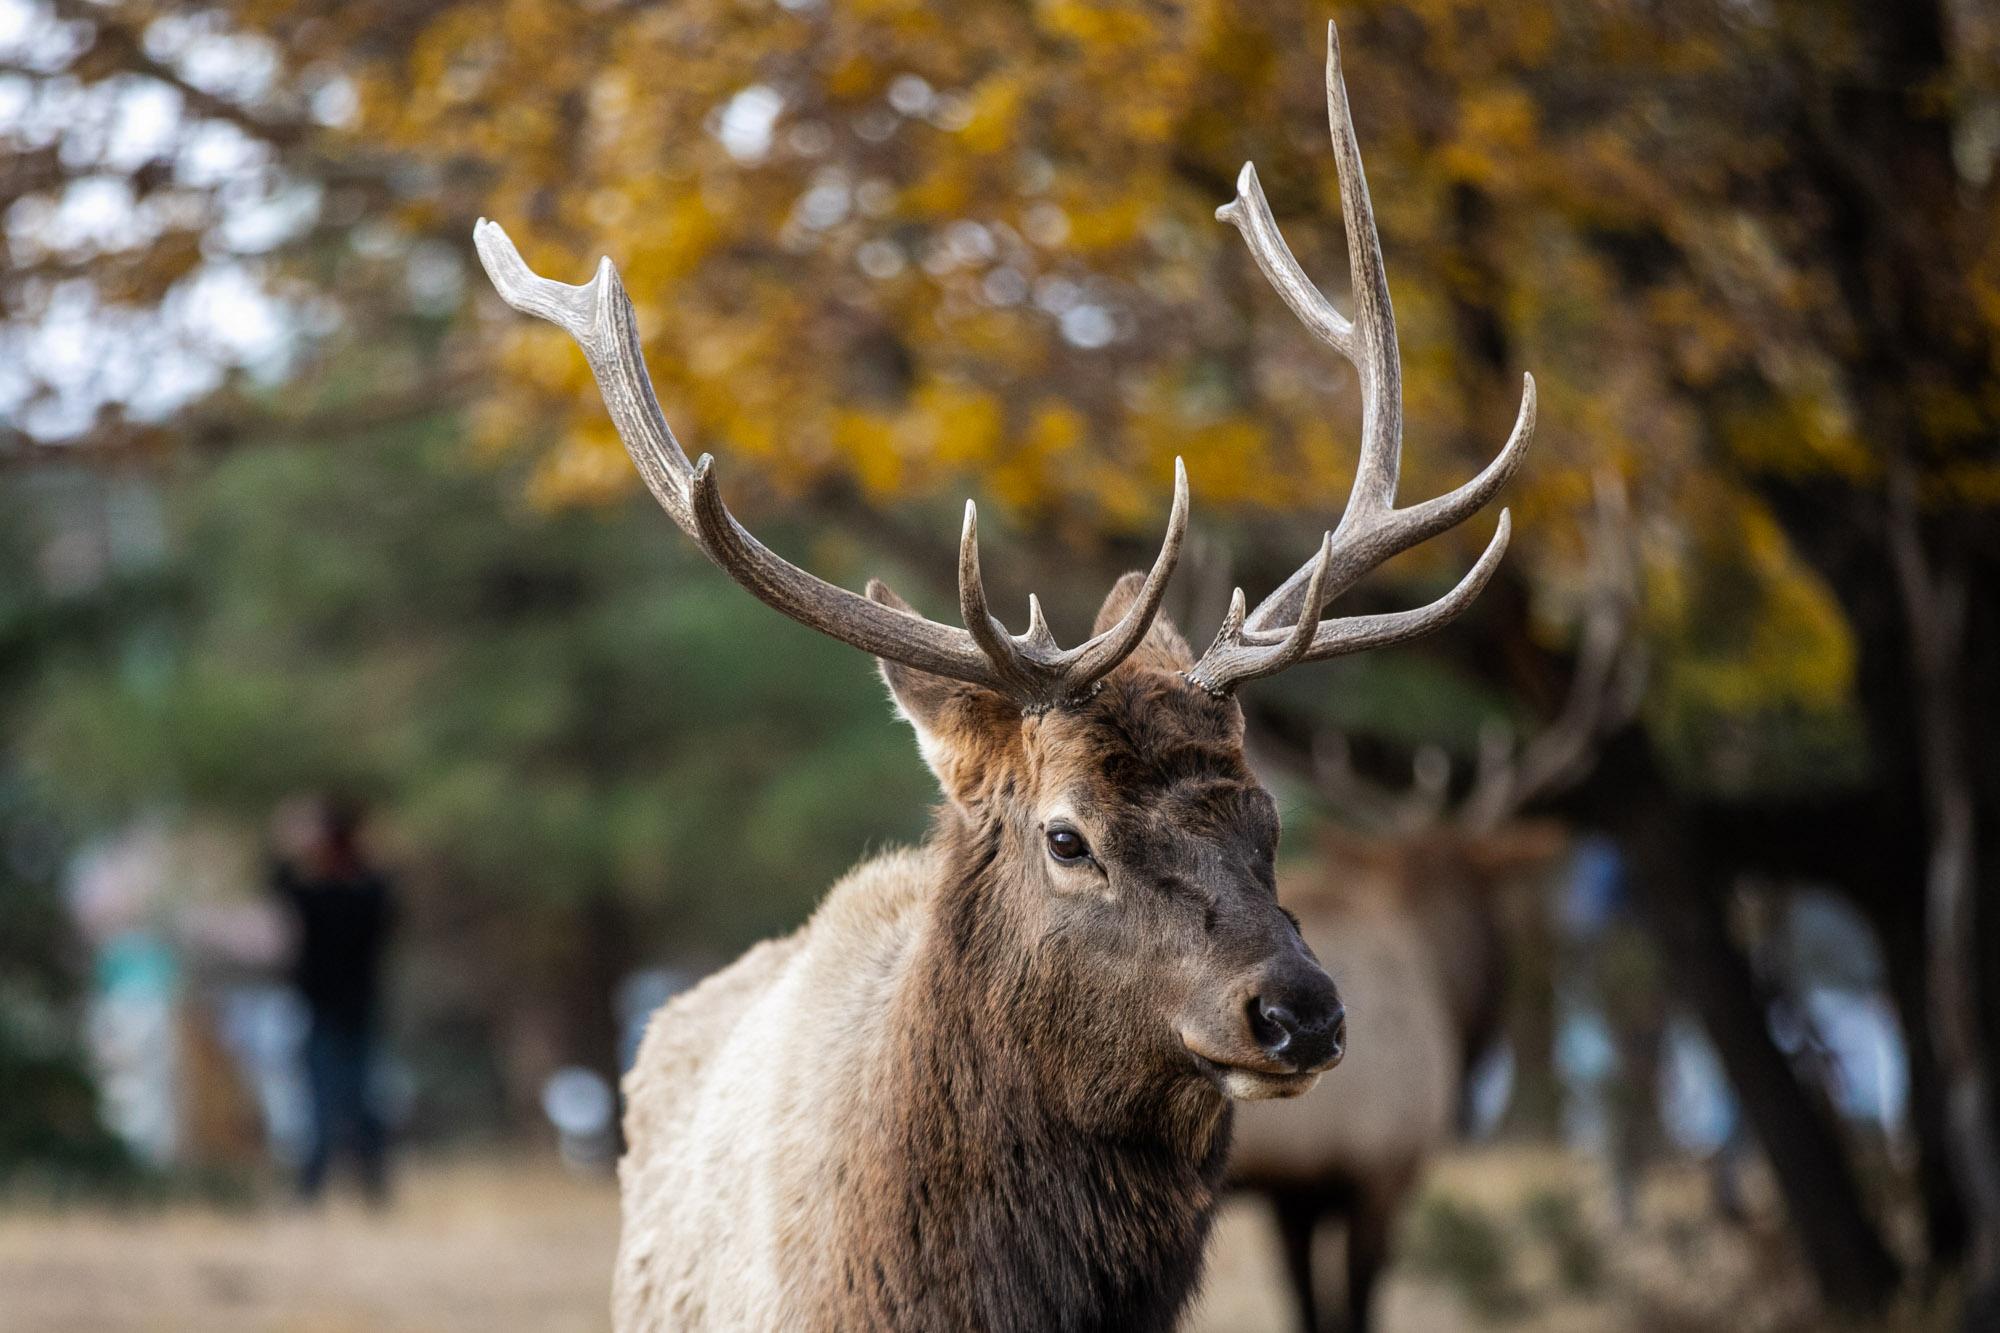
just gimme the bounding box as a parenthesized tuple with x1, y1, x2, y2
(0, 770, 135, 1195)
(1262, 641, 1522, 756)
(14, 418, 937, 958)
(0, 1028, 136, 1197)
(1403, 1193, 1531, 1321)
(1523, 1189, 1605, 1297)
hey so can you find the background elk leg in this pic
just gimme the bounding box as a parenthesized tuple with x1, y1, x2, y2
(1269, 1188, 1323, 1333)
(1344, 1176, 1404, 1333)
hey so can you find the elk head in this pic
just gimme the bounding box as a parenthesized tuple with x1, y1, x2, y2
(473, 22, 1533, 1107)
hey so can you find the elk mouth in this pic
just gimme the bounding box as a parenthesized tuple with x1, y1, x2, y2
(1183, 1048, 1326, 1101)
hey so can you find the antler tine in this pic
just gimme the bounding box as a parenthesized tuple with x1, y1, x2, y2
(1191, 23, 1532, 694)
(477, 218, 1191, 710)
(1240, 376, 1534, 641)
(1216, 25, 1401, 520)
(1214, 162, 1358, 363)
(1186, 533, 1334, 693)
(475, 218, 701, 538)
(1307, 729, 1451, 836)
(957, 499, 1020, 685)
(1066, 457, 1191, 686)
(1403, 744, 1453, 831)
(955, 459, 1189, 701)
(1189, 511, 1512, 694)
(1309, 731, 1406, 833)
(1321, 19, 1400, 521)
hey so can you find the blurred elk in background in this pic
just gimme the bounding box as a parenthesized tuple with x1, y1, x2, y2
(1232, 477, 1644, 1333)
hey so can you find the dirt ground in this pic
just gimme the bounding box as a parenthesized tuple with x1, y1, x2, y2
(0, 1158, 617, 1333)
(0, 1147, 1851, 1332)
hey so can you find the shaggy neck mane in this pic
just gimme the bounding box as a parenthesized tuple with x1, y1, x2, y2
(816, 813, 1231, 1332)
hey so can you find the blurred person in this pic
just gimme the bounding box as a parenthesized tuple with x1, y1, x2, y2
(270, 795, 396, 1204)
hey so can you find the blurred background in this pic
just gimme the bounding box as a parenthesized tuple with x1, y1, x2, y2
(1, 0, 1997, 1329)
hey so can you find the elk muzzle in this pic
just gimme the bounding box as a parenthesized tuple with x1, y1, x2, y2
(1181, 952, 1344, 1101)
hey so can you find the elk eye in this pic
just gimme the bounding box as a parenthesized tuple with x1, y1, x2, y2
(1046, 826, 1090, 865)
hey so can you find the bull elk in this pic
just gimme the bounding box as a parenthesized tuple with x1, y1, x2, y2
(1234, 477, 1643, 1332)
(473, 23, 1534, 1331)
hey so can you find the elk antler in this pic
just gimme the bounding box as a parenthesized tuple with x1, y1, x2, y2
(472, 220, 1187, 713)
(1304, 473, 1644, 837)
(1186, 22, 1535, 697)
(1310, 731, 1455, 837)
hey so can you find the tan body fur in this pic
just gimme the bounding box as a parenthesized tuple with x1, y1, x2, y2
(616, 849, 928, 1329)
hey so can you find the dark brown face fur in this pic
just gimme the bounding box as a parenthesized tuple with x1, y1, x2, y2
(882, 574, 1344, 1115)
(826, 575, 1343, 1331)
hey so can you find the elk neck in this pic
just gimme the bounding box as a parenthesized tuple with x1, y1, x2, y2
(817, 808, 1232, 1331)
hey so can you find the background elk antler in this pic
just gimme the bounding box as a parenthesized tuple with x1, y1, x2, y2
(1305, 473, 1647, 837)
(1184, 23, 1535, 697)
(472, 221, 1188, 713)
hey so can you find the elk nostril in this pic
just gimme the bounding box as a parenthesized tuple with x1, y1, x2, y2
(1248, 996, 1299, 1055)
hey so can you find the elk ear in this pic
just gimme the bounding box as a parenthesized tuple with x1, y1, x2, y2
(868, 579, 1016, 800)
(1092, 571, 1194, 673)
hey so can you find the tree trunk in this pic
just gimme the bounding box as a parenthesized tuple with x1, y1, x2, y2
(1576, 735, 1904, 1313)
(566, 891, 632, 1091)
(1886, 474, 2000, 1317)
(1499, 873, 1564, 1140)
(1881, 896, 1972, 1270)
(1618, 791, 1901, 1310)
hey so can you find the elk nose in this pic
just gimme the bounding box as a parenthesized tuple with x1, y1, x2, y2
(1248, 993, 1346, 1072)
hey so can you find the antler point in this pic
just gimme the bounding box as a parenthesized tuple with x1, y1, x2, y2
(1217, 164, 1261, 225)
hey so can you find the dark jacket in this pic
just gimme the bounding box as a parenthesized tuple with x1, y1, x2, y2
(272, 862, 395, 1029)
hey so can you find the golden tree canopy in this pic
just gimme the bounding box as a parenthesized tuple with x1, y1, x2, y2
(15, 0, 1999, 737)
